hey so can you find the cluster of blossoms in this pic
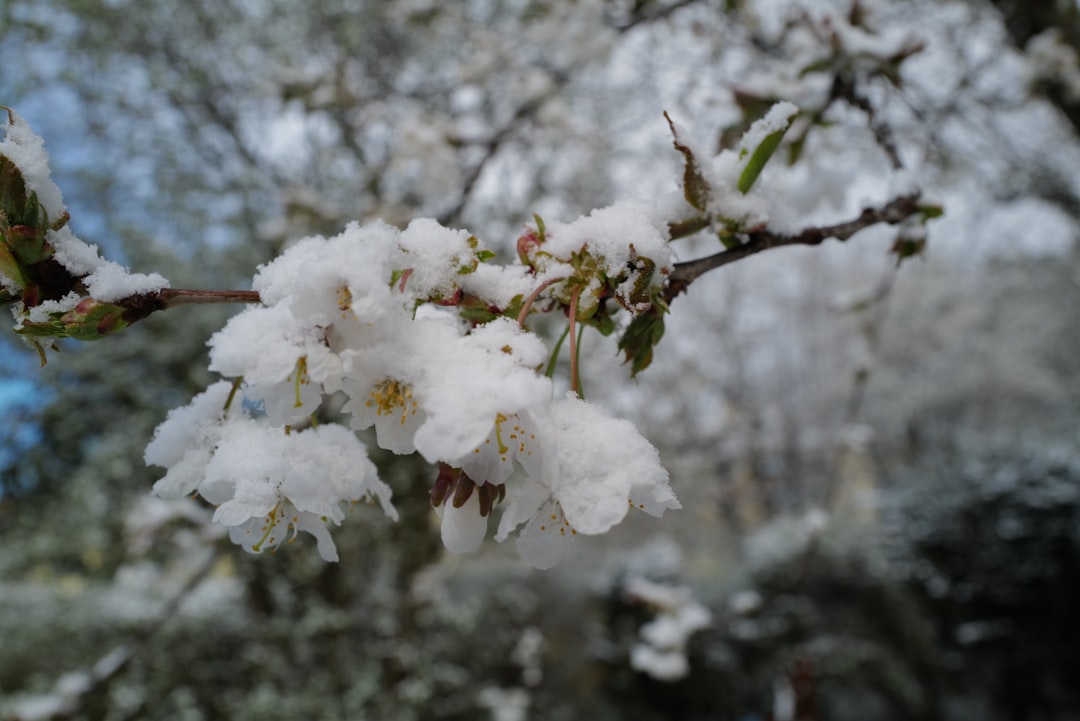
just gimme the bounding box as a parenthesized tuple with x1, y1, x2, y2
(144, 208, 681, 566)
(8, 98, 902, 568)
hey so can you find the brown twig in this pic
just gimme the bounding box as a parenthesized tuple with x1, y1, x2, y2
(155, 288, 261, 307)
(664, 192, 922, 303)
(112, 288, 261, 327)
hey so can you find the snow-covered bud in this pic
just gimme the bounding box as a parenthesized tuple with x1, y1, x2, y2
(516, 225, 543, 266)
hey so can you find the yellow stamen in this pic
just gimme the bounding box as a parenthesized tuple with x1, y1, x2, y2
(251, 501, 283, 553)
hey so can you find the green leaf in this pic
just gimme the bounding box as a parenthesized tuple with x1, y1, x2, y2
(737, 123, 793, 194)
(617, 307, 666, 377)
(0, 155, 29, 224)
(667, 216, 709, 240)
(919, 204, 944, 220)
(664, 111, 712, 211)
(532, 213, 546, 242)
(586, 309, 616, 337)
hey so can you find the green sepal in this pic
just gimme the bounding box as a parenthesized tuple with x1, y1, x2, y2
(8, 218, 52, 267)
(62, 299, 130, 340)
(0, 242, 26, 291)
(458, 305, 498, 323)
(15, 318, 69, 338)
(456, 293, 502, 324)
(0, 155, 31, 225)
(501, 294, 524, 322)
(17, 298, 131, 341)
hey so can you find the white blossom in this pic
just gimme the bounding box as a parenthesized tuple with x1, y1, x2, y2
(147, 386, 395, 562)
(135, 197, 688, 566)
(493, 395, 680, 568)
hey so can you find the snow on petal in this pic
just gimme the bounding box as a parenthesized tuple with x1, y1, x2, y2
(208, 302, 332, 386)
(547, 394, 673, 535)
(411, 317, 552, 463)
(494, 477, 550, 544)
(514, 499, 576, 570)
(147, 382, 393, 560)
(541, 201, 672, 283)
(145, 381, 233, 470)
(253, 220, 401, 316)
(397, 218, 485, 301)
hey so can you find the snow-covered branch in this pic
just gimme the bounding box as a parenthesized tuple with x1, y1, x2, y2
(665, 192, 931, 303)
(0, 49, 939, 567)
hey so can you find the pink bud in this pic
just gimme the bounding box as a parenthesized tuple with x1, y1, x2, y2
(516, 228, 542, 266)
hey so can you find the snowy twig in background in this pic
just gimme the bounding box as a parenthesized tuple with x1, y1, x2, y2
(3, 550, 219, 721)
(624, 577, 712, 682)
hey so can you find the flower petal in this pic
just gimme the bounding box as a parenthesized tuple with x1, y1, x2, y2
(440, 492, 489, 553)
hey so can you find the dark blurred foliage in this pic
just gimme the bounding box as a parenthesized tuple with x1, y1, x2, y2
(888, 452, 1080, 721)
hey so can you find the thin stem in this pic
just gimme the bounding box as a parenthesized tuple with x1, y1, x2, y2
(517, 277, 565, 328)
(574, 321, 586, 399)
(156, 288, 261, 307)
(664, 192, 922, 303)
(545, 325, 571, 378)
(568, 285, 582, 396)
(223, 377, 243, 414)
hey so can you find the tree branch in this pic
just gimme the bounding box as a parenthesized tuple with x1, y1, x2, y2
(110, 288, 260, 328)
(664, 192, 922, 303)
(129, 194, 921, 322)
(155, 288, 261, 307)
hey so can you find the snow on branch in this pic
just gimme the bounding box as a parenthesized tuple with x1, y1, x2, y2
(0, 79, 939, 567)
(664, 192, 932, 303)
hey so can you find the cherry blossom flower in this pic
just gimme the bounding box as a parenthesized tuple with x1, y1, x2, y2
(495, 394, 680, 568)
(146, 384, 395, 561)
(341, 371, 426, 455)
(429, 411, 545, 554)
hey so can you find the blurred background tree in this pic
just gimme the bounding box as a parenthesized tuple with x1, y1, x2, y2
(1, 0, 1079, 719)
